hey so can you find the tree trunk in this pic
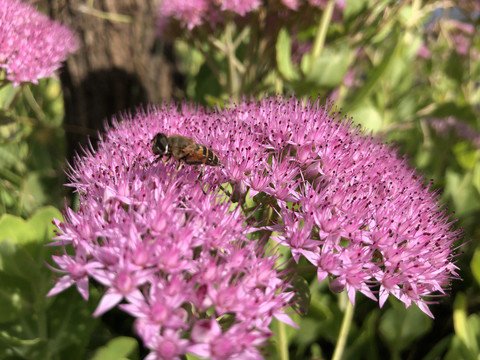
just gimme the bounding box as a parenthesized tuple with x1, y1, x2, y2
(46, 0, 182, 160)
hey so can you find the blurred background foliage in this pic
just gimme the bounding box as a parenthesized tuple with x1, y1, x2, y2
(0, 80, 67, 217)
(1, 0, 479, 359)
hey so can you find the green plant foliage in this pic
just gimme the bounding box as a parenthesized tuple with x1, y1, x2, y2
(90, 337, 139, 360)
(302, 42, 351, 89)
(379, 303, 433, 356)
(2, 0, 479, 359)
(445, 294, 480, 360)
(0, 79, 66, 217)
(0, 207, 100, 360)
(277, 27, 300, 82)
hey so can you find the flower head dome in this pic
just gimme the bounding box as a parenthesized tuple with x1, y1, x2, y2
(49, 97, 462, 359)
(0, 0, 78, 85)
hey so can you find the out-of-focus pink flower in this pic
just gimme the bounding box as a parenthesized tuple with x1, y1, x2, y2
(281, 0, 300, 10)
(448, 19, 475, 35)
(220, 0, 262, 16)
(308, 0, 345, 21)
(158, 0, 210, 30)
(417, 43, 432, 59)
(429, 117, 480, 149)
(156, 0, 346, 35)
(446, 19, 475, 56)
(157, 0, 262, 32)
(0, 0, 78, 86)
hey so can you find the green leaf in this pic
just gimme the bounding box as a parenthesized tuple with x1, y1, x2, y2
(471, 248, 480, 287)
(444, 335, 477, 360)
(349, 103, 383, 132)
(472, 160, 480, 195)
(344, 0, 369, 20)
(0, 207, 63, 324)
(291, 276, 311, 316)
(186, 354, 202, 360)
(444, 170, 480, 216)
(303, 43, 351, 88)
(445, 51, 464, 84)
(453, 293, 469, 345)
(276, 27, 300, 81)
(379, 304, 432, 354)
(453, 293, 480, 354)
(452, 143, 478, 171)
(193, 63, 223, 104)
(90, 336, 138, 360)
(0, 238, 42, 282)
(294, 317, 322, 346)
(0, 83, 21, 109)
(0, 285, 100, 360)
(0, 253, 25, 322)
(0, 215, 35, 245)
(0, 112, 25, 144)
(0, 331, 42, 348)
(430, 103, 477, 121)
(45, 288, 100, 360)
(422, 336, 453, 360)
(343, 309, 381, 360)
(383, 36, 421, 90)
(29, 206, 62, 236)
(345, 37, 400, 112)
(0, 206, 62, 244)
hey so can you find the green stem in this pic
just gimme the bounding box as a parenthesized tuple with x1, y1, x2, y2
(0, 166, 24, 186)
(277, 319, 289, 360)
(6, 84, 23, 111)
(331, 295, 354, 360)
(224, 21, 239, 99)
(191, 35, 227, 90)
(23, 85, 45, 121)
(77, 2, 132, 23)
(208, 35, 246, 75)
(309, 0, 335, 72)
(36, 291, 48, 340)
(242, 12, 260, 92)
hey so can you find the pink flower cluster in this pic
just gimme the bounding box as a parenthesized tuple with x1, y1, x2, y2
(157, 0, 345, 33)
(0, 0, 77, 86)
(49, 97, 461, 358)
(47, 101, 297, 359)
(190, 97, 459, 318)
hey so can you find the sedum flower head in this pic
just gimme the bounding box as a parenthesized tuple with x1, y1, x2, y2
(0, 0, 78, 85)
(48, 101, 297, 359)
(49, 97, 462, 358)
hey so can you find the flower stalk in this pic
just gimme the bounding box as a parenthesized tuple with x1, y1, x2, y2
(332, 294, 355, 360)
(310, 0, 336, 71)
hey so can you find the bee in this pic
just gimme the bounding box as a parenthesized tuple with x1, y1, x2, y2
(152, 133, 221, 167)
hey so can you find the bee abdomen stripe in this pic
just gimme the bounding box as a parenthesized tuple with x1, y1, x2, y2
(202, 145, 207, 158)
(206, 148, 213, 161)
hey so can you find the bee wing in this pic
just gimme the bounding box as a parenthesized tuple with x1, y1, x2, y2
(180, 143, 206, 164)
(182, 143, 201, 155)
(170, 136, 220, 166)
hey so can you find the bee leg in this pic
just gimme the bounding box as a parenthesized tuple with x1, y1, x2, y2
(195, 165, 209, 195)
(175, 161, 184, 173)
(197, 164, 205, 181)
(218, 183, 232, 197)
